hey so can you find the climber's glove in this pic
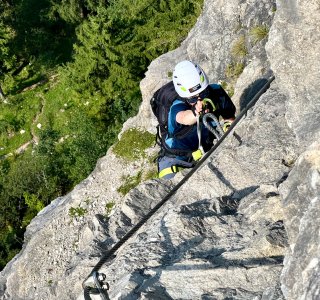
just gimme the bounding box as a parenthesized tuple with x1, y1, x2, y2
(223, 120, 233, 132)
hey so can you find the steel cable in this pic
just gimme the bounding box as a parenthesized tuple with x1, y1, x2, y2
(83, 75, 275, 299)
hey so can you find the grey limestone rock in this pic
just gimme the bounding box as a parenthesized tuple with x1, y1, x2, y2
(83, 83, 296, 300)
(266, 0, 320, 149)
(278, 142, 320, 300)
(266, 0, 320, 298)
(1, 0, 320, 299)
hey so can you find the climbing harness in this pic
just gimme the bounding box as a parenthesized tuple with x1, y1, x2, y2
(159, 99, 222, 176)
(82, 76, 275, 299)
(159, 112, 222, 176)
(158, 164, 185, 178)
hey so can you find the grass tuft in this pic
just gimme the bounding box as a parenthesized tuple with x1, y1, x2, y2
(231, 36, 248, 58)
(220, 81, 235, 98)
(69, 206, 88, 218)
(250, 25, 269, 44)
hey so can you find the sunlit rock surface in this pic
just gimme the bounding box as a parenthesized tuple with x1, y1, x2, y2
(1, 0, 319, 299)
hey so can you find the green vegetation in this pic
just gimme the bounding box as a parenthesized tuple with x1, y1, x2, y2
(113, 128, 155, 161)
(223, 23, 270, 96)
(220, 81, 235, 98)
(69, 206, 88, 218)
(250, 25, 269, 44)
(223, 62, 245, 97)
(117, 164, 158, 196)
(0, 0, 204, 269)
(225, 62, 245, 80)
(223, 35, 248, 96)
(105, 201, 115, 217)
(117, 171, 143, 196)
(144, 167, 158, 181)
(231, 35, 248, 58)
(22, 192, 45, 227)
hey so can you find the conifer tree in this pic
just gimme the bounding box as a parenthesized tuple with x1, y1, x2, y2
(63, 0, 203, 125)
(49, 0, 107, 24)
(0, 0, 204, 270)
(0, 2, 16, 98)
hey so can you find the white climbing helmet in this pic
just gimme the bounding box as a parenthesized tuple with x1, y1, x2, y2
(172, 60, 209, 98)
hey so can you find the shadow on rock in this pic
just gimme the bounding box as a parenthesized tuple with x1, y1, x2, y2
(239, 77, 270, 111)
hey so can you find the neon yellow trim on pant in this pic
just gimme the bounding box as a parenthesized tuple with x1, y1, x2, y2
(159, 166, 184, 178)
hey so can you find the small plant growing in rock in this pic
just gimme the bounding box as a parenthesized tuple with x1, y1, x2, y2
(105, 201, 115, 216)
(117, 171, 142, 195)
(113, 128, 155, 161)
(250, 25, 269, 44)
(231, 35, 248, 58)
(144, 167, 158, 180)
(225, 62, 245, 80)
(69, 206, 87, 218)
(84, 198, 91, 205)
(117, 165, 158, 196)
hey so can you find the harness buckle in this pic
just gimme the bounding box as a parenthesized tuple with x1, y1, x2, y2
(192, 149, 203, 161)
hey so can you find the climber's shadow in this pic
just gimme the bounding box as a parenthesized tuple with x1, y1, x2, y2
(121, 197, 283, 300)
(121, 181, 261, 299)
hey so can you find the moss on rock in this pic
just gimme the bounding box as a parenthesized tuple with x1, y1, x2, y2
(113, 128, 155, 161)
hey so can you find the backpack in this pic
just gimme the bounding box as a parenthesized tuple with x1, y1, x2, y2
(150, 81, 194, 158)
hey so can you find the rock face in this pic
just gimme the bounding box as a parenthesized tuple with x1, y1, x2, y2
(266, 0, 320, 299)
(266, 0, 320, 149)
(0, 0, 319, 299)
(278, 143, 320, 300)
(95, 84, 297, 300)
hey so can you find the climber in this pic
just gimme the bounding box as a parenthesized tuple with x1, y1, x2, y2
(158, 60, 236, 179)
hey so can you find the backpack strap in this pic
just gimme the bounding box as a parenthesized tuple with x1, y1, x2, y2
(156, 125, 194, 158)
(159, 165, 184, 179)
